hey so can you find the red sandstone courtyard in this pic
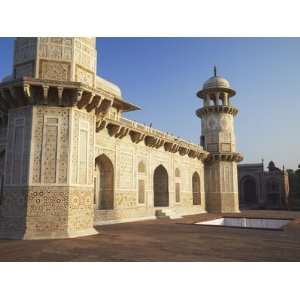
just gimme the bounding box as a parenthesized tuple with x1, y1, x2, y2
(0, 210, 299, 261)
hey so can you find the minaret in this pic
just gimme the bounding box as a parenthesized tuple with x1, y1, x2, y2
(196, 67, 243, 213)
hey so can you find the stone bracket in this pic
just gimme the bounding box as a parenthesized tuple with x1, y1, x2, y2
(145, 136, 164, 148)
(196, 105, 238, 118)
(129, 130, 146, 144)
(96, 119, 107, 132)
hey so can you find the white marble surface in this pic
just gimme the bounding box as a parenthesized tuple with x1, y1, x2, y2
(197, 218, 290, 229)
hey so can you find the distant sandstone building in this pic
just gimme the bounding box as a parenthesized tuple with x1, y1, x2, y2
(0, 38, 243, 239)
(238, 161, 289, 209)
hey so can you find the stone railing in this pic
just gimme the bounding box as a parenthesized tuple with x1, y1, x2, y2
(120, 117, 182, 141)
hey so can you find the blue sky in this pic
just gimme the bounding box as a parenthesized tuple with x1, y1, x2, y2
(1, 37, 299, 169)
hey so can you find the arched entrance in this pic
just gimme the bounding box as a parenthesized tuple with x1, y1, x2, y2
(95, 154, 114, 210)
(153, 165, 169, 207)
(192, 172, 201, 205)
(241, 176, 257, 203)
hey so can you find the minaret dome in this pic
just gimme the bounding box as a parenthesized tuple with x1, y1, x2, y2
(197, 67, 236, 104)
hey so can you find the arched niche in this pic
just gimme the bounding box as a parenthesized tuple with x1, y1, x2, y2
(192, 172, 201, 205)
(175, 168, 181, 203)
(95, 154, 114, 210)
(138, 161, 146, 173)
(138, 161, 146, 204)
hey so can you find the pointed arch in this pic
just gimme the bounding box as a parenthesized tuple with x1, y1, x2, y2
(153, 164, 169, 207)
(138, 161, 146, 173)
(95, 154, 114, 210)
(192, 171, 201, 205)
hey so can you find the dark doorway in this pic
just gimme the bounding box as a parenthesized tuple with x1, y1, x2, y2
(242, 177, 257, 203)
(153, 165, 169, 207)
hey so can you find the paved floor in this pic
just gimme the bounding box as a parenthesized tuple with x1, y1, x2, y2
(0, 210, 300, 261)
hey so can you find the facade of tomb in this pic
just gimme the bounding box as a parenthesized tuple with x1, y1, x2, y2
(0, 38, 242, 239)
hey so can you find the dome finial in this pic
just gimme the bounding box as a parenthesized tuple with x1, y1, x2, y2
(214, 65, 217, 77)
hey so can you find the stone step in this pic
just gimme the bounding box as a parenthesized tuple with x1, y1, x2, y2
(155, 210, 170, 219)
(155, 208, 182, 219)
(161, 208, 183, 219)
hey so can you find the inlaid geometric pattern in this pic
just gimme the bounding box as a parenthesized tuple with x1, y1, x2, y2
(43, 122, 58, 183)
(71, 109, 95, 185)
(5, 108, 32, 185)
(32, 107, 69, 185)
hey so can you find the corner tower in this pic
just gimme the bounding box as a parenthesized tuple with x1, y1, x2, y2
(196, 67, 243, 213)
(0, 37, 137, 239)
